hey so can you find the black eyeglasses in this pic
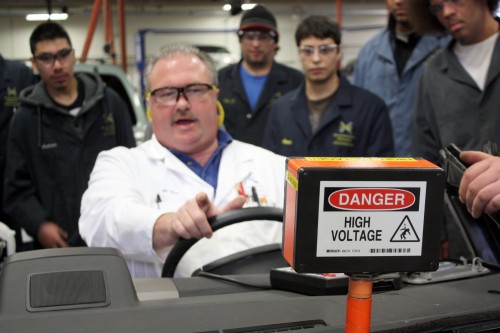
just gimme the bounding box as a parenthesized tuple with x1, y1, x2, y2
(148, 83, 216, 106)
(34, 48, 74, 67)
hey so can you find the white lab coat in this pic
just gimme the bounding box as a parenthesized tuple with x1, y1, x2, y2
(79, 136, 286, 278)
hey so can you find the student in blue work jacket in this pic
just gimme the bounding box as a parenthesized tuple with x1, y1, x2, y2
(263, 15, 394, 157)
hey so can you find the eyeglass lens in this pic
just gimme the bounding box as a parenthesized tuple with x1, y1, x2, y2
(429, 0, 462, 15)
(35, 48, 73, 66)
(151, 84, 213, 106)
(241, 31, 273, 42)
(299, 44, 338, 57)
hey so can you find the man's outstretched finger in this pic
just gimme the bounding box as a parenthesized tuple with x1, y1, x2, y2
(196, 192, 211, 212)
(460, 151, 491, 166)
(191, 192, 214, 238)
(221, 195, 247, 213)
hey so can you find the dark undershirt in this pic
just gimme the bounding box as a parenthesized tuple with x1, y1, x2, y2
(50, 77, 84, 116)
(393, 30, 421, 76)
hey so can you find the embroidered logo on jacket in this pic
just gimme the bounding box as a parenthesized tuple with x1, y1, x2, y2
(101, 113, 116, 137)
(41, 143, 58, 150)
(221, 97, 236, 105)
(3, 87, 21, 109)
(332, 121, 355, 147)
(269, 91, 283, 106)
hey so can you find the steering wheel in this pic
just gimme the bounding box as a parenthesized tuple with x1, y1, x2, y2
(161, 206, 283, 278)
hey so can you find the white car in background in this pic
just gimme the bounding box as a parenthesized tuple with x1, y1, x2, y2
(74, 63, 149, 144)
(195, 45, 239, 70)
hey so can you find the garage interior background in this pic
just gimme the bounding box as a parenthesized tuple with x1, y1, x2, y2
(0, 0, 388, 87)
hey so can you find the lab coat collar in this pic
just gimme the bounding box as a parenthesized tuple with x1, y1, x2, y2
(143, 135, 209, 188)
(144, 135, 173, 160)
(143, 136, 255, 204)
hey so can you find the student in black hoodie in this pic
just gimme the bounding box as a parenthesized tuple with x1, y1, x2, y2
(0, 54, 36, 250)
(3, 21, 135, 249)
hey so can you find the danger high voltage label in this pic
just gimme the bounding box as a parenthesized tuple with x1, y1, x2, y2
(316, 181, 426, 257)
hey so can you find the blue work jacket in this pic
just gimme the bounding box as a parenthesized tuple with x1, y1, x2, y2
(262, 75, 394, 157)
(218, 61, 303, 146)
(354, 28, 449, 156)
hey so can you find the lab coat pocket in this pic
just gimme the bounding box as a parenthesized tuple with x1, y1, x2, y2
(152, 189, 186, 212)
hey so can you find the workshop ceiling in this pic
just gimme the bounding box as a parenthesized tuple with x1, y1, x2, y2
(0, 0, 384, 7)
(0, 0, 386, 14)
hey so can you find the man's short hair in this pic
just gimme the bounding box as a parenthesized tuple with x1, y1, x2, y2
(295, 15, 342, 46)
(29, 21, 72, 55)
(407, 0, 499, 35)
(486, 0, 499, 12)
(145, 44, 218, 92)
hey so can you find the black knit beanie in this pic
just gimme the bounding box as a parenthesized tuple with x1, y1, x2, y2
(237, 5, 279, 42)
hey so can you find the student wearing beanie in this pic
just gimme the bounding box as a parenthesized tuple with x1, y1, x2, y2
(218, 4, 303, 146)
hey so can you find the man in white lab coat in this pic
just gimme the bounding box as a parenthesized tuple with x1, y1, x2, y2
(79, 44, 285, 278)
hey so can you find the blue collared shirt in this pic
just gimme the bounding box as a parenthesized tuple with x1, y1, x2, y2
(169, 129, 233, 190)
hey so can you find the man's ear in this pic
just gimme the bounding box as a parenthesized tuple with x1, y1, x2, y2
(336, 44, 343, 67)
(29, 57, 39, 74)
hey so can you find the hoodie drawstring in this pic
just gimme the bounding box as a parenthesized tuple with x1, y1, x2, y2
(37, 106, 42, 148)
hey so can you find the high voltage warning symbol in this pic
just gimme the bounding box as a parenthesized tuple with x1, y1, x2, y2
(390, 215, 420, 242)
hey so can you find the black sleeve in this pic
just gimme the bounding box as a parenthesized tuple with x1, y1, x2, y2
(106, 88, 136, 148)
(366, 97, 395, 157)
(3, 109, 49, 238)
(412, 71, 440, 163)
(262, 101, 282, 154)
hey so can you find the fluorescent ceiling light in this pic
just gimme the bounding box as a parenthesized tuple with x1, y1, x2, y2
(241, 4, 256, 10)
(222, 2, 256, 12)
(26, 13, 68, 21)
